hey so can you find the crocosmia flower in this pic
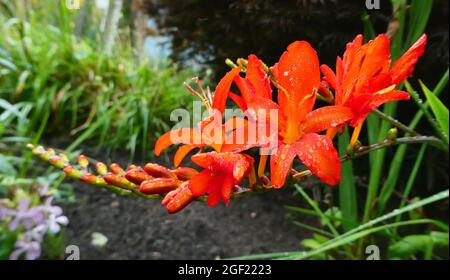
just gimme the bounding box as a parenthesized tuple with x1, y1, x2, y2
(224, 41, 354, 188)
(189, 152, 254, 206)
(320, 34, 427, 142)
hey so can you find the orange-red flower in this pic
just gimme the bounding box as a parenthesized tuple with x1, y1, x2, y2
(321, 34, 427, 142)
(223, 41, 354, 188)
(189, 152, 254, 206)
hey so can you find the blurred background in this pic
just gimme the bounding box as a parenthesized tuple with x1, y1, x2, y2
(0, 0, 448, 260)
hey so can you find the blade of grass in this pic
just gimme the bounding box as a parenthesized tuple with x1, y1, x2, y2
(420, 81, 449, 143)
(393, 144, 427, 232)
(233, 189, 448, 260)
(294, 184, 339, 237)
(376, 70, 448, 214)
(338, 129, 358, 231)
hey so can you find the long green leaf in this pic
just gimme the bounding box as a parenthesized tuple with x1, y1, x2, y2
(233, 189, 449, 260)
(338, 129, 358, 231)
(377, 70, 448, 214)
(420, 81, 449, 143)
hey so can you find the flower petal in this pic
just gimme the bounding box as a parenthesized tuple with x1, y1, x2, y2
(246, 54, 272, 99)
(320, 64, 338, 92)
(189, 169, 215, 196)
(211, 67, 242, 112)
(234, 75, 255, 102)
(390, 34, 427, 85)
(220, 175, 235, 205)
(277, 41, 320, 124)
(174, 144, 199, 167)
(270, 143, 297, 188)
(228, 91, 248, 111)
(154, 128, 200, 156)
(370, 90, 410, 109)
(301, 105, 354, 134)
(293, 133, 341, 186)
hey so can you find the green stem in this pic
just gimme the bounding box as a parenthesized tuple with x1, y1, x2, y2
(372, 109, 419, 136)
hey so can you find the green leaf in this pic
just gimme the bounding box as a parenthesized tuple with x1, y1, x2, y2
(388, 231, 449, 259)
(420, 80, 449, 142)
(338, 129, 358, 231)
(233, 189, 449, 260)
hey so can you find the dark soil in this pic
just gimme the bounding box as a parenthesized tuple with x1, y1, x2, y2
(62, 183, 312, 260)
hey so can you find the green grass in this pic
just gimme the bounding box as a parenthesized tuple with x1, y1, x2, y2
(0, 0, 195, 161)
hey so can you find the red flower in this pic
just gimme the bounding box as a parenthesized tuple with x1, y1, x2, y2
(321, 34, 427, 142)
(189, 152, 254, 206)
(223, 41, 354, 187)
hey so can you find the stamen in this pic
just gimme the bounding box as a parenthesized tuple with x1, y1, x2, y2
(374, 84, 396, 95)
(350, 121, 364, 146)
(183, 81, 212, 112)
(258, 153, 268, 178)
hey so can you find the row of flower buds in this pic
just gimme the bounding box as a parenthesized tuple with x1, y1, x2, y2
(27, 144, 199, 213)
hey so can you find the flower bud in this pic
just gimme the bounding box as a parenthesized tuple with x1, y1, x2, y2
(127, 164, 139, 171)
(144, 163, 175, 178)
(63, 166, 83, 179)
(95, 162, 108, 175)
(139, 178, 179, 194)
(50, 155, 69, 169)
(103, 173, 136, 190)
(109, 163, 125, 175)
(125, 170, 153, 184)
(387, 127, 398, 142)
(80, 174, 107, 186)
(171, 167, 198, 181)
(78, 155, 89, 169)
(162, 182, 196, 214)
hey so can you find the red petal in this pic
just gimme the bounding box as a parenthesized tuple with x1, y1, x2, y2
(221, 122, 274, 153)
(277, 41, 320, 124)
(320, 64, 338, 92)
(293, 133, 341, 186)
(189, 169, 215, 196)
(234, 75, 255, 102)
(301, 105, 354, 134)
(270, 143, 297, 188)
(174, 144, 199, 167)
(220, 175, 234, 205)
(211, 67, 242, 113)
(370, 90, 410, 109)
(228, 91, 248, 111)
(154, 128, 199, 156)
(207, 179, 223, 207)
(390, 34, 427, 85)
(190, 152, 214, 169)
(232, 154, 253, 182)
(352, 34, 391, 96)
(246, 54, 272, 99)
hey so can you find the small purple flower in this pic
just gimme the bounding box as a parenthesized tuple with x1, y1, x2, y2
(8, 199, 45, 231)
(47, 214, 69, 234)
(0, 205, 14, 220)
(9, 237, 41, 260)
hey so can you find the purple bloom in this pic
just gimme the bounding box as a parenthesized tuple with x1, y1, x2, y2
(3, 194, 69, 260)
(9, 236, 41, 260)
(8, 199, 45, 231)
(47, 214, 69, 234)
